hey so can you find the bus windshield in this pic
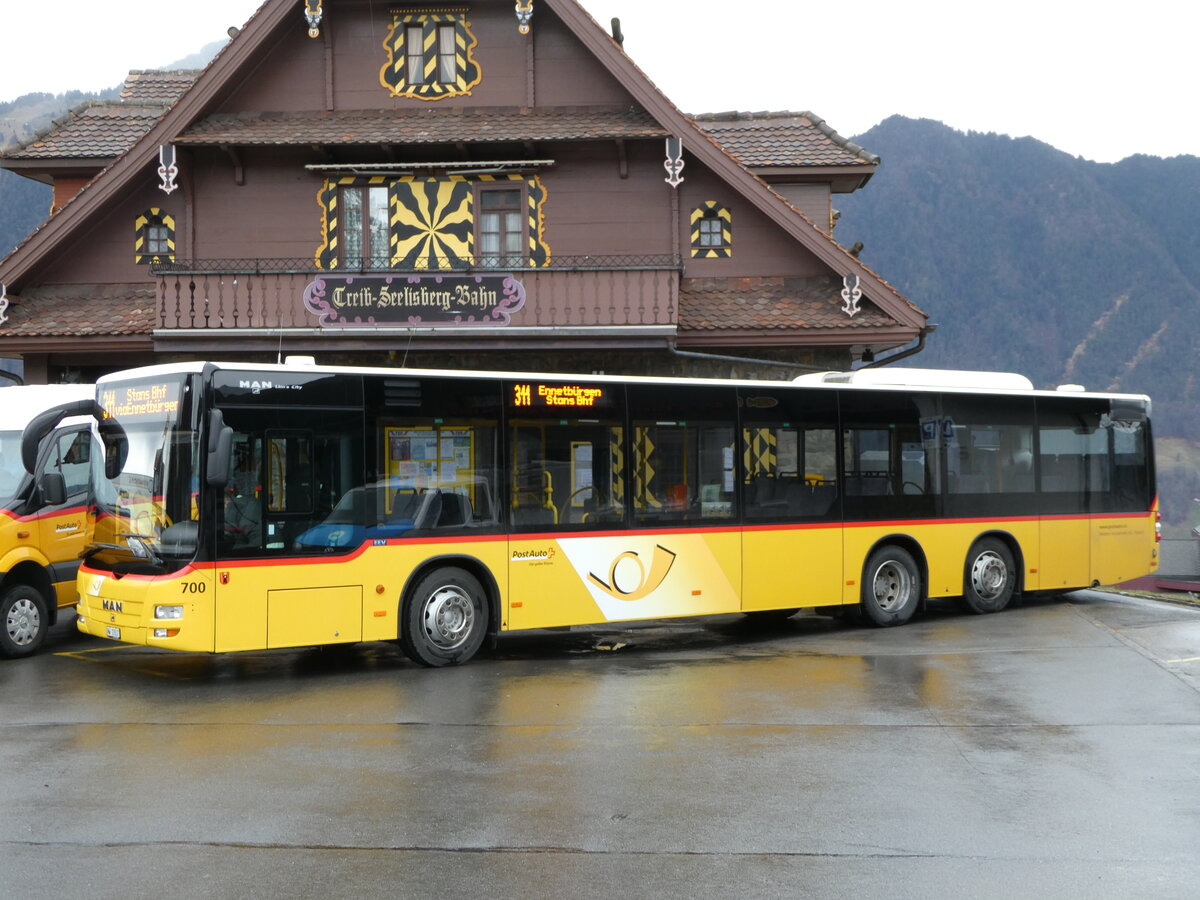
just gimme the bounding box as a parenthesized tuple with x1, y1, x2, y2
(0, 430, 27, 503)
(92, 376, 200, 572)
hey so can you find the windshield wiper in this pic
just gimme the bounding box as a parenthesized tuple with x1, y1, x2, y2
(115, 532, 163, 566)
(81, 535, 162, 567)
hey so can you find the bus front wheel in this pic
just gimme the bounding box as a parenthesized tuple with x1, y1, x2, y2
(400, 567, 489, 667)
(961, 538, 1016, 614)
(0, 584, 49, 659)
(861, 546, 921, 627)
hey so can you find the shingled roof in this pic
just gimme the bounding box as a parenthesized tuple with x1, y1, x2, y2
(0, 284, 156, 336)
(119, 69, 200, 105)
(174, 105, 667, 146)
(679, 277, 892, 333)
(693, 111, 879, 168)
(1, 70, 198, 160)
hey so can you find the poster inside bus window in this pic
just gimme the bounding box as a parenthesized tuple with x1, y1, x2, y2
(386, 427, 473, 486)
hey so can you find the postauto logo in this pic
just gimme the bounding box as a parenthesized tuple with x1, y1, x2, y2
(587, 545, 676, 601)
(512, 547, 556, 562)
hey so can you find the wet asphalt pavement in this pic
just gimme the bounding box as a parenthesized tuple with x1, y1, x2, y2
(4, 590, 1200, 899)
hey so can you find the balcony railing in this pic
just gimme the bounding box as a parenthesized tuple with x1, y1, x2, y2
(153, 256, 681, 330)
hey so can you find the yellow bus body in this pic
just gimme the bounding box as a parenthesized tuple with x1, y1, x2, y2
(76, 508, 1157, 654)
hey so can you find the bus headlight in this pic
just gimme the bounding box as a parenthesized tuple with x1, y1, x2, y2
(155, 605, 184, 619)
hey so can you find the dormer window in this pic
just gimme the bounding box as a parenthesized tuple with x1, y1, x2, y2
(698, 215, 723, 248)
(690, 202, 732, 258)
(135, 208, 176, 264)
(437, 24, 457, 82)
(406, 25, 424, 83)
(382, 11, 481, 100)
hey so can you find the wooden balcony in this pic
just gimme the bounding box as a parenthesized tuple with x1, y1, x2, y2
(154, 257, 681, 332)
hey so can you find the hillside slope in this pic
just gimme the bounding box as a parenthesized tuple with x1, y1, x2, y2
(839, 117, 1199, 407)
(838, 116, 1200, 527)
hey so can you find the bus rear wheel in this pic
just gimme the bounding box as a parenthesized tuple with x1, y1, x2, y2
(961, 538, 1016, 614)
(400, 567, 489, 667)
(861, 546, 920, 627)
(1, 584, 49, 659)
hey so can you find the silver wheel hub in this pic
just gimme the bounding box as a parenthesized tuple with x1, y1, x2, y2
(871, 561, 911, 612)
(6, 597, 41, 647)
(972, 551, 1008, 601)
(421, 586, 475, 651)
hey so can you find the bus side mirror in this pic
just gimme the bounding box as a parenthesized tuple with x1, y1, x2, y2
(206, 409, 234, 487)
(103, 438, 126, 480)
(98, 417, 129, 480)
(38, 472, 67, 507)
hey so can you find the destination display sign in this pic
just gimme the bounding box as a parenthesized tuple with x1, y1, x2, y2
(303, 274, 526, 327)
(100, 380, 183, 420)
(512, 382, 608, 409)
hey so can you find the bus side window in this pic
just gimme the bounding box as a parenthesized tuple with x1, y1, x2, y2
(509, 421, 624, 528)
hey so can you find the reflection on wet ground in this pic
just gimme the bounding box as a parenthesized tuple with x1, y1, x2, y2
(8, 591, 1200, 898)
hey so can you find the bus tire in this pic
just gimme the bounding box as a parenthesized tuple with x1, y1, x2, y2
(0, 584, 49, 659)
(861, 546, 920, 627)
(961, 538, 1016, 614)
(400, 567, 488, 667)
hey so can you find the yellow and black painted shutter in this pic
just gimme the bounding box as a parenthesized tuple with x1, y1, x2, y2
(134, 208, 175, 265)
(690, 201, 732, 258)
(316, 174, 550, 271)
(380, 9, 481, 100)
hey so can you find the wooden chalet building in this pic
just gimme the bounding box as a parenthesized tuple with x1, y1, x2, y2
(0, 0, 928, 384)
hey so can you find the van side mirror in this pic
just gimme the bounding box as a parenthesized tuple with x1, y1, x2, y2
(206, 409, 234, 487)
(39, 472, 67, 507)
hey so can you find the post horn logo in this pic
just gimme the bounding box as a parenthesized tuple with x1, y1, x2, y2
(587, 544, 677, 601)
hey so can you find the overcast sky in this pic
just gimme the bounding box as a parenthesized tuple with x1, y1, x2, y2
(1, 0, 1194, 163)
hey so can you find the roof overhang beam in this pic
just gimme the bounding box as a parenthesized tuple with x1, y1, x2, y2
(303, 159, 555, 177)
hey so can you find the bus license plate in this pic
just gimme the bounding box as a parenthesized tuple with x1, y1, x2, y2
(106, 626, 120, 640)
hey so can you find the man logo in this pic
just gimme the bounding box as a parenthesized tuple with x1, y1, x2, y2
(588, 544, 676, 601)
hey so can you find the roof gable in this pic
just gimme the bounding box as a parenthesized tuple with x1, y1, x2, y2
(0, 0, 922, 332)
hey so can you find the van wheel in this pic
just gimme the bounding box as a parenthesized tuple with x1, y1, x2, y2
(400, 567, 488, 667)
(861, 546, 920, 627)
(961, 538, 1016, 614)
(1, 584, 49, 659)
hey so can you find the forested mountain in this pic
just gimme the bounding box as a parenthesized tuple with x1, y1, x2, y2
(0, 168, 49, 258)
(0, 91, 98, 255)
(0, 40, 223, 257)
(838, 116, 1200, 530)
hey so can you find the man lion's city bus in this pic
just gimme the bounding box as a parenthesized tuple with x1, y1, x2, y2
(1, 383, 96, 658)
(39, 360, 1156, 666)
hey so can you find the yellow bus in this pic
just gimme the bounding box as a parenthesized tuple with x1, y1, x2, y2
(51, 361, 1157, 666)
(1, 383, 96, 658)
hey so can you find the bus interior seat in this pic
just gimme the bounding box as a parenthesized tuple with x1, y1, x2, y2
(391, 489, 423, 521)
(436, 492, 473, 528)
(514, 491, 556, 526)
(471, 484, 495, 523)
(790, 482, 836, 516)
